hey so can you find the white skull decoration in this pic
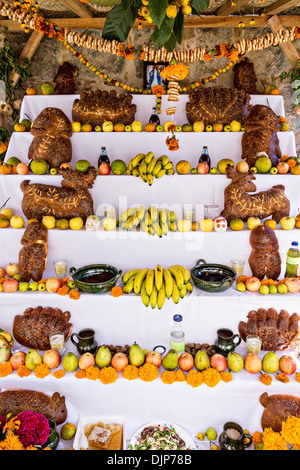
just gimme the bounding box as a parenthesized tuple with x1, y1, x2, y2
(214, 216, 227, 233)
(0, 101, 13, 116)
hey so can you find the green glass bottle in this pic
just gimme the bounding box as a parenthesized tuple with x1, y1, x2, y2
(285, 241, 299, 277)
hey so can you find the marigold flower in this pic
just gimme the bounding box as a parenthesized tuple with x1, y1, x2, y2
(0, 361, 13, 377)
(122, 364, 139, 380)
(186, 369, 203, 387)
(99, 366, 118, 384)
(139, 363, 159, 382)
(34, 363, 50, 378)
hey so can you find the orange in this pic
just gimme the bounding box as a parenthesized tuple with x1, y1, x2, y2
(26, 87, 37, 95)
(14, 123, 26, 132)
(113, 123, 125, 132)
(81, 123, 92, 132)
(60, 423, 77, 441)
(265, 85, 280, 95)
(144, 122, 156, 132)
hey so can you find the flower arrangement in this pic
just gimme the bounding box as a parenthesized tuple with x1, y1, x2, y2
(254, 416, 300, 450)
(0, 410, 51, 450)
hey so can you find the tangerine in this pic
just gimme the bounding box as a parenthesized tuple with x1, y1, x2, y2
(144, 122, 156, 132)
(61, 423, 77, 441)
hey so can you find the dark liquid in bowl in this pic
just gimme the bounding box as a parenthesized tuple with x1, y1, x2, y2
(197, 272, 226, 282)
(82, 272, 115, 284)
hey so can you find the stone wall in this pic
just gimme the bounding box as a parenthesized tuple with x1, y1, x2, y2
(5, 27, 300, 152)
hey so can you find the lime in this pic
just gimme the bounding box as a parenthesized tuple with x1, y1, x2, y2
(75, 159, 91, 173)
(20, 119, 31, 131)
(61, 423, 77, 441)
(41, 82, 54, 95)
(111, 159, 126, 175)
(30, 159, 48, 175)
(205, 427, 217, 441)
(255, 156, 272, 174)
(56, 219, 69, 230)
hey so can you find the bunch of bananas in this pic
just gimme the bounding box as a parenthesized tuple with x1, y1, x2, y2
(126, 152, 175, 186)
(117, 205, 179, 237)
(0, 329, 13, 348)
(122, 264, 193, 309)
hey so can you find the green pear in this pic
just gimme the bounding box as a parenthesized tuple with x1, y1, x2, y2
(95, 345, 112, 368)
(129, 342, 145, 367)
(62, 352, 79, 372)
(25, 349, 42, 371)
(262, 352, 279, 374)
(162, 349, 178, 371)
(195, 350, 210, 371)
(227, 352, 244, 372)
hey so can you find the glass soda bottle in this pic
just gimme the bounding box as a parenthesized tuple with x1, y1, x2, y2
(285, 241, 300, 277)
(98, 147, 110, 168)
(198, 146, 211, 170)
(149, 107, 160, 126)
(170, 314, 185, 353)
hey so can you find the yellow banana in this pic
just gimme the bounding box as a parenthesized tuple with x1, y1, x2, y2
(186, 281, 193, 292)
(152, 161, 162, 176)
(132, 168, 140, 177)
(152, 221, 162, 238)
(172, 281, 180, 304)
(126, 168, 132, 175)
(122, 275, 136, 294)
(145, 269, 155, 296)
(141, 280, 150, 307)
(155, 168, 167, 178)
(169, 221, 177, 232)
(161, 222, 169, 236)
(168, 266, 184, 289)
(159, 209, 167, 225)
(180, 284, 187, 299)
(118, 207, 138, 223)
(155, 265, 163, 291)
(139, 159, 147, 176)
(166, 169, 175, 175)
(147, 157, 157, 174)
(144, 211, 151, 226)
(160, 155, 170, 167)
(150, 285, 158, 309)
(134, 268, 150, 295)
(122, 268, 140, 284)
(0, 330, 13, 346)
(149, 206, 158, 222)
(164, 161, 173, 170)
(128, 153, 145, 171)
(141, 173, 148, 183)
(163, 268, 173, 299)
(157, 283, 166, 310)
(169, 211, 178, 223)
(147, 174, 154, 186)
(169, 264, 191, 283)
(145, 151, 155, 165)
(137, 205, 147, 221)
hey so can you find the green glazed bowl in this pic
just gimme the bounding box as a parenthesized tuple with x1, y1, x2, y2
(69, 264, 122, 294)
(191, 259, 236, 293)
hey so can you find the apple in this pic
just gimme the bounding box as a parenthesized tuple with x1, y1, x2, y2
(132, 121, 143, 132)
(0, 267, 5, 277)
(236, 161, 249, 174)
(193, 121, 205, 132)
(46, 277, 62, 293)
(205, 125, 213, 132)
(3, 278, 19, 293)
(279, 355, 296, 375)
(5, 263, 19, 278)
(178, 352, 194, 371)
(280, 217, 295, 230)
(200, 218, 214, 232)
(245, 277, 261, 292)
(111, 352, 128, 372)
(99, 162, 111, 175)
(276, 162, 289, 174)
(10, 351, 26, 370)
(43, 349, 61, 369)
(145, 351, 162, 368)
(102, 121, 113, 132)
(247, 217, 261, 230)
(285, 277, 300, 294)
(244, 353, 262, 374)
(212, 122, 223, 132)
(78, 352, 95, 370)
(197, 162, 209, 174)
(210, 354, 227, 372)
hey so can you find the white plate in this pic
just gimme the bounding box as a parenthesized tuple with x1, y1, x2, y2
(73, 415, 126, 450)
(129, 421, 196, 450)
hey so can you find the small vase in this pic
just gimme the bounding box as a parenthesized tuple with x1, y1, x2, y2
(43, 419, 60, 450)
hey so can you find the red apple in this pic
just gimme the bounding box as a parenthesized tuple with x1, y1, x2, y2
(210, 353, 227, 372)
(43, 349, 62, 369)
(111, 352, 128, 372)
(276, 162, 289, 174)
(5, 263, 19, 278)
(244, 353, 262, 374)
(3, 278, 19, 293)
(245, 277, 261, 292)
(145, 351, 162, 368)
(78, 352, 95, 371)
(178, 352, 194, 371)
(99, 162, 111, 175)
(279, 355, 297, 375)
(197, 162, 209, 174)
(46, 277, 62, 293)
(0, 267, 5, 278)
(285, 277, 300, 294)
(10, 351, 26, 370)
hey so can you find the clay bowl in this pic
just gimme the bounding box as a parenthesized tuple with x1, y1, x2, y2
(69, 264, 122, 294)
(191, 259, 236, 293)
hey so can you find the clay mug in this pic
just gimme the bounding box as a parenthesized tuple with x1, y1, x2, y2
(214, 328, 241, 356)
(219, 422, 252, 450)
(71, 328, 98, 355)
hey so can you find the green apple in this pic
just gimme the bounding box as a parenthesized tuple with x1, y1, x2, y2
(270, 167, 278, 174)
(156, 125, 163, 132)
(13, 274, 20, 281)
(67, 281, 76, 289)
(210, 167, 217, 174)
(29, 281, 38, 291)
(175, 125, 182, 132)
(125, 125, 131, 132)
(95, 125, 102, 132)
(278, 283, 288, 294)
(224, 125, 231, 132)
(205, 125, 213, 132)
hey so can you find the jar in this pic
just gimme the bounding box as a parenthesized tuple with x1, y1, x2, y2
(246, 335, 262, 354)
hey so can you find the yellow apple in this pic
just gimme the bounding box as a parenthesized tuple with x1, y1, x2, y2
(10, 215, 25, 229)
(132, 120, 143, 132)
(1, 208, 14, 219)
(230, 120, 241, 132)
(264, 219, 277, 230)
(71, 122, 81, 132)
(103, 217, 116, 231)
(193, 121, 205, 132)
(102, 121, 114, 132)
(200, 218, 214, 232)
(42, 216, 56, 229)
(247, 217, 261, 230)
(280, 217, 295, 230)
(177, 219, 192, 232)
(236, 161, 249, 174)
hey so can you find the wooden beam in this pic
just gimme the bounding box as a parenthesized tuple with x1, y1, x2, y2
(0, 15, 300, 31)
(10, 30, 44, 87)
(216, 0, 252, 16)
(58, 0, 94, 18)
(265, 0, 300, 15)
(268, 14, 299, 67)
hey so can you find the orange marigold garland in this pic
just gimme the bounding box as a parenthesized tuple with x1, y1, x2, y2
(53, 369, 65, 379)
(259, 373, 272, 385)
(186, 369, 203, 388)
(0, 361, 13, 377)
(17, 364, 31, 378)
(86, 366, 100, 381)
(122, 364, 139, 380)
(99, 366, 118, 384)
(34, 363, 50, 378)
(138, 363, 159, 382)
(202, 367, 221, 387)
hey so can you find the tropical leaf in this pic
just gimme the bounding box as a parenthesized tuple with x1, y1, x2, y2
(151, 15, 175, 48)
(148, 0, 168, 29)
(173, 10, 184, 44)
(191, 0, 210, 12)
(102, 0, 140, 42)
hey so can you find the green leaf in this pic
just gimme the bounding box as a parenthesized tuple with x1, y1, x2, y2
(173, 10, 184, 44)
(151, 16, 175, 48)
(148, 0, 168, 29)
(191, 0, 210, 12)
(102, 0, 140, 42)
(164, 32, 177, 52)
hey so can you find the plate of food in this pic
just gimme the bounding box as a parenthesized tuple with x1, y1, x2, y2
(73, 415, 125, 450)
(128, 422, 196, 450)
